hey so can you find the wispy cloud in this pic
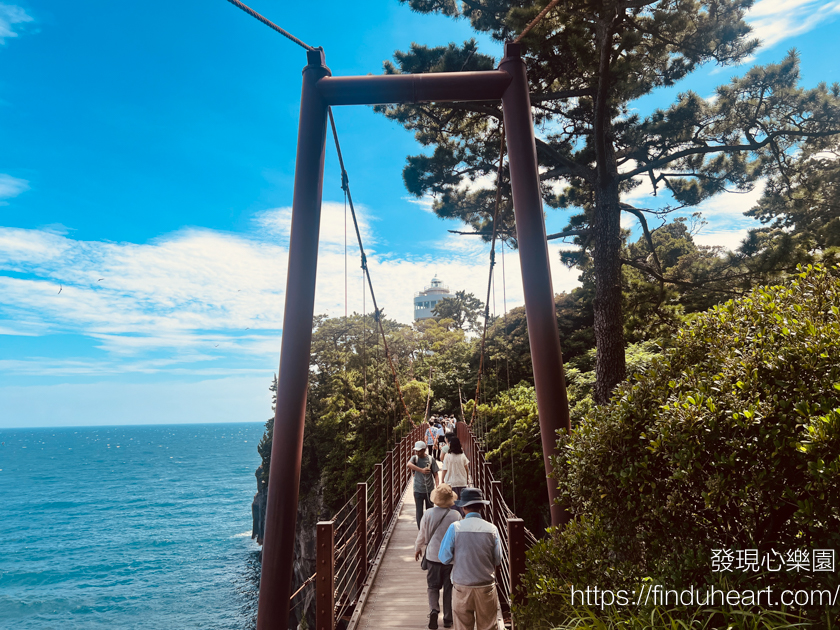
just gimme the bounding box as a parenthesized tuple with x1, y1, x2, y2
(0, 3, 33, 45)
(0, 200, 580, 374)
(748, 0, 840, 49)
(617, 160, 765, 251)
(0, 173, 29, 205)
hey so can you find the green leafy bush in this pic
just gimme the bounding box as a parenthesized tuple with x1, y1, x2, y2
(521, 265, 840, 628)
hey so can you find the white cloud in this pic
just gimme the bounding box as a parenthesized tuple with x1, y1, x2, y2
(404, 196, 435, 214)
(692, 228, 751, 251)
(687, 183, 765, 251)
(0, 200, 580, 374)
(0, 3, 32, 45)
(0, 173, 29, 205)
(747, 0, 840, 49)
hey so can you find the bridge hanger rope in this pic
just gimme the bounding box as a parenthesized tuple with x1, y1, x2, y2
(500, 239, 516, 513)
(514, 0, 561, 43)
(327, 108, 415, 428)
(471, 126, 507, 425)
(223, 0, 315, 51)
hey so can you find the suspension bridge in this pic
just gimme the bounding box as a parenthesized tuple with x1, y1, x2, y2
(286, 422, 538, 630)
(222, 1, 574, 628)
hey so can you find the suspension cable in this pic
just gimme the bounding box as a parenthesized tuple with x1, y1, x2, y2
(514, 0, 561, 43)
(501, 240, 516, 513)
(471, 127, 506, 425)
(223, 0, 315, 51)
(327, 108, 415, 427)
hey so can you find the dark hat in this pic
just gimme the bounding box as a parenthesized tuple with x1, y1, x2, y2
(454, 487, 490, 508)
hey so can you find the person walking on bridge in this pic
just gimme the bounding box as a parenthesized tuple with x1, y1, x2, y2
(438, 488, 502, 630)
(415, 484, 461, 629)
(424, 422, 438, 458)
(440, 437, 469, 502)
(407, 441, 440, 528)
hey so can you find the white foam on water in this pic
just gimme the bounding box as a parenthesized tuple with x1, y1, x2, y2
(232, 531, 252, 538)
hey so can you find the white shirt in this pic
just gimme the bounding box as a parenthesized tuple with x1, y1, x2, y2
(440, 452, 469, 487)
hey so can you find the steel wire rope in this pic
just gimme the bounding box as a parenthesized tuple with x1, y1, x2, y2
(334, 555, 363, 598)
(500, 240, 516, 514)
(333, 541, 360, 580)
(469, 122, 506, 427)
(223, 0, 315, 51)
(334, 552, 362, 597)
(289, 572, 317, 601)
(327, 108, 415, 428)
(513, 0, 562, 43)
(343, 186, 349, 504)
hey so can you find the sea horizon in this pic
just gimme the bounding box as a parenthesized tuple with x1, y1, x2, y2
(0, 422, 266, 629)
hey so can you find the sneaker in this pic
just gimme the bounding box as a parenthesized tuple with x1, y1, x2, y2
(443, 623, 452, 629)
(428, 610, 439, 629)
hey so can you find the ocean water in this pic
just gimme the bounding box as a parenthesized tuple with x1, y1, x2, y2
(0, 423, 266, 629)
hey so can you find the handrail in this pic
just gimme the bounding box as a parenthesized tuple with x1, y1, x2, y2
(302, 421, 535, 630)
(304, 423, 426, 630)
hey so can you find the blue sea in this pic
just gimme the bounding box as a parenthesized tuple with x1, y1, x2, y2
(0, 423, 266, 629)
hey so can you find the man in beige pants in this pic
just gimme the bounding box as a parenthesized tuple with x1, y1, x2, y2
(437, 488, 502, 630)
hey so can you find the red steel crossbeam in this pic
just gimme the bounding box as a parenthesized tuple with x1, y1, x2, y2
(257, 42, 571, 630)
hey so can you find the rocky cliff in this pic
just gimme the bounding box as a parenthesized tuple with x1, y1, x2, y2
(251, 466, 323, 630)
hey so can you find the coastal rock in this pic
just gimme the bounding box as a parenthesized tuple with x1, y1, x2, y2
(251, 465, 324, 630)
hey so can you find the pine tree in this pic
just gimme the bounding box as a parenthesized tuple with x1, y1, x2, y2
(378, 0, 840, 402)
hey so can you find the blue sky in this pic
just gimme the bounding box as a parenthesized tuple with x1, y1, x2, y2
(1, 0, 839, 427)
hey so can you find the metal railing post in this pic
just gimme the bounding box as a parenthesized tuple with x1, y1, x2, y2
(508, 518, 527, 621)
(356, 483, 367, 592)
(400, 434, 407, 490)
(374, 463, 383, 549)
(391, 445, 398, 506)
(316, 521, 335, 630)
(384, 451, 393, 524)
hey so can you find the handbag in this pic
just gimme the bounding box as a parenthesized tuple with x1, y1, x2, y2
(420, 510, 449, 571)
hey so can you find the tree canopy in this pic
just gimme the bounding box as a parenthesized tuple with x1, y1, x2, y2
(377, 0, 840, 403)
(431, 289, 485, 332)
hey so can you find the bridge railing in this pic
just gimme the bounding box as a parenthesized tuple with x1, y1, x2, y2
(295, 420, 536, 630)
(287, 423, 426, 630)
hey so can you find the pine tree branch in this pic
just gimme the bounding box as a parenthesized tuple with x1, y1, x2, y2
(534, 138, 592, 179)
(620, 258, 741, 293)
(547, 229, 589, 240)
(530, 88, 596, 102)
(620, 204, 663, 276)
(620, 129, 840, 180)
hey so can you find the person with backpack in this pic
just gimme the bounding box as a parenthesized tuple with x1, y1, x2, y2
(414, 484, 461, 629)
(407, 441, 440, 528)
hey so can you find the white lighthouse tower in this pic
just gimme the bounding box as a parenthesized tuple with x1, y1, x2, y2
(413, 275, 454, 321)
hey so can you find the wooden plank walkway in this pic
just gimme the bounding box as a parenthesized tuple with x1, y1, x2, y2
(349, 485, 503, 630)
(352, 486, 430, 628)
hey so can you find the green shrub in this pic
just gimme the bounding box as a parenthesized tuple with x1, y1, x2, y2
(521, 265, 840, 628)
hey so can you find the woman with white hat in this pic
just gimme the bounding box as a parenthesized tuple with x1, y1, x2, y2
(415, 484, 461, 629)
(407, 440, 440, 529)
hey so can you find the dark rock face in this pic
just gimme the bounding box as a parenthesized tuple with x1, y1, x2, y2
(251, 465, 267, 545)
(250, 465, 323, 629)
